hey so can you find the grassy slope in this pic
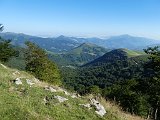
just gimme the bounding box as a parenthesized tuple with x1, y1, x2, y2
(122, 49, 145, 58)
(0, 64, 144, 120)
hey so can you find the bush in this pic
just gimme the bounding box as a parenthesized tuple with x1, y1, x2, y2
(25, 41, 61, 85)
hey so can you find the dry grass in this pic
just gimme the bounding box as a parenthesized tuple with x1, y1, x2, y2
(99, 97, 145, 120)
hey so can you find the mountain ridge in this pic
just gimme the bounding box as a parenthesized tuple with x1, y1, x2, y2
(84, 48, 146, 67)
(1, 32, 160, 52)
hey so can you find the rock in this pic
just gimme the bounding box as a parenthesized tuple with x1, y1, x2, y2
(71, 94, 77, 98)
(63, 103, 71, 108)
(71, 93, 79, 98)
(26, 79, 35, 86)
(0, 63, 7, 69)
(79, 103, 91, 109)
(63, 90, 70, 95)
(43, 96, 50, 105)
(44, 86, 57, 92)
(33, 78, 39, 83)
(90, 99, 106, 117)
(50, 87, 57, 92)
(57, 87, 64, 92)
(12, 71, 20, 76)
(14, 78, 22, 85)
(54, 95, 68, 103)
(77, 94, 81, 97)
(56, 87, 70, 95)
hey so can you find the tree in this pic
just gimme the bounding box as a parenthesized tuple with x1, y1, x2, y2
(88, 85, 101, 94)
(142, 46, 160, 119)
(0, 39, 17, 62)
(0, 24, 18, 62)
(0, 24, 3, 32)
(25, 41, 61, 85)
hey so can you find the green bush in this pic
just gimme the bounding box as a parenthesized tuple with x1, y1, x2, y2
(25, 41, 61, 85)
(0, 39, 18, 62)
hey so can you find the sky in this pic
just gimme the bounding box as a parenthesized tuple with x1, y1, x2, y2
(0, 0, 160, 39)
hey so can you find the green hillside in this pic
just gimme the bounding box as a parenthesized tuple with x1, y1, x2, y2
(121, 48, 145, 57)
(64, 48, 148, 97)
(85, 48, 146, 66)
(0, 63, 144, 120)
(49, 43, 108, 66)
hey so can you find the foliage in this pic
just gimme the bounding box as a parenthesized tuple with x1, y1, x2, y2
(6, 47, 26, 70)
(0, 39, 18, 62)
(61, 48, 156, 118)
(88, 85, 101, 94)
(25, 41, 61, 85)
(102, 79, 150, 117)
(63, 49, 147, 94)
(139, 46, 160, 119)
(0, 24, 3, 31)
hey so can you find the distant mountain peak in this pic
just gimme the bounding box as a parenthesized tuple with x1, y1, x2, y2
(80, 42, 95, 46)
(119, 34, 131, 37)
(58, 35, 66, 38)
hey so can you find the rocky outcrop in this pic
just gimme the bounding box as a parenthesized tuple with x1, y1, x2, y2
(79, 103, 91, 109)
(63, 90, 70, 95)
(0, 63, 7, 69)
(12, 71, 20, 76)
(90, 98, 106, 117)
(26, 79, 35, 86)
(71, 94, 78, 98)
(14, 78, 22, 85)
(54, 95, 68, 103)
(44, 86, 57, 92)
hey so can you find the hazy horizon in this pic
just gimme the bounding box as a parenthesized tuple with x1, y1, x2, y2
(1, 0, 160, 39)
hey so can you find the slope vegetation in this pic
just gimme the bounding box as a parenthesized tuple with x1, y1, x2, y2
(0, 63, 143, 120)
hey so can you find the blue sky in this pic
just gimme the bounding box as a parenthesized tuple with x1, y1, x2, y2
(0, 0, 160, 39)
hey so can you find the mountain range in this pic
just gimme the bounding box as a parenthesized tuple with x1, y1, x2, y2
(0, 32, 160, 53)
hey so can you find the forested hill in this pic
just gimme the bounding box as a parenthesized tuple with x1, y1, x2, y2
(64, 48, 148, 94)
(49, 43, 108, 66)
(62, 47, 160, 119)
(84, 48, 146, 66)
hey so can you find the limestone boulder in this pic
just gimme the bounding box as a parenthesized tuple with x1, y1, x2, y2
(90, 99, 106, 117)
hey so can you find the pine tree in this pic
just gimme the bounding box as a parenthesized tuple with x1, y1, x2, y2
(25, 41, 61, 85)
(0, 39, 17, 62)
(143, 46, 160, 119)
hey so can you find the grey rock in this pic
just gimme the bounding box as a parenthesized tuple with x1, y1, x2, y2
(90, 98, 106, 117)
(44, 86, 57, 92)
(54, 95, 68, 103)
(26, 79, 35, 86)
(14, 78, 22, 85)
(79, 103, 91, 109)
